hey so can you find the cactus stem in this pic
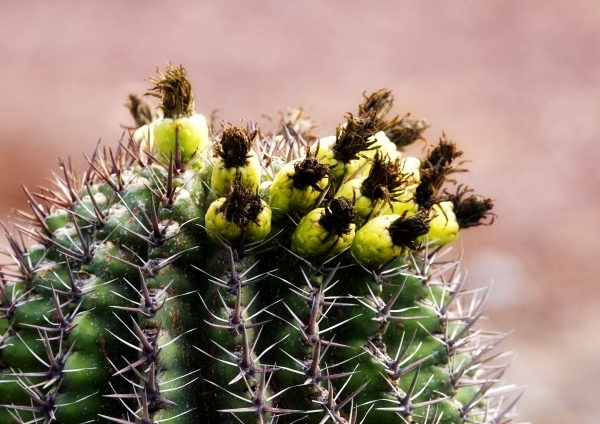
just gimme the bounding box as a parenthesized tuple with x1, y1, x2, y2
(112, 245, 197, 277)
(100, 388, 151, 424)
(378, 367, 447, 417)
(0, 71, 517, 424)
(306, 342, 362, 385)
(25, 289, 79, 335)
(145, 153, 178, 207)
(41, 259, 90, 304)
(320, 376, 368, 421)
(83, 181, 107, 226)
(63, 205, 98, 227)
(280, 243, 353, 276)
(0, 382, 56, 421)
(219, 370, 307, 420)
(452, 339, 512, 386)
(229, 325, 259, 384)
(84, 151, 121, 193)
(0, 285, 32, 320)
(107, 315, 165, 376)
(447, 308, 488, 353)
(125, 197, 177, 247)
(71, 219, 93, 262)
(159, 369, 201, 391)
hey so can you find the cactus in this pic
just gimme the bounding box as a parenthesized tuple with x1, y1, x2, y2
(0, 64, 523, 424)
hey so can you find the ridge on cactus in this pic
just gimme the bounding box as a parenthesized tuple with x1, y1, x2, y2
(0, 63, 522, 424)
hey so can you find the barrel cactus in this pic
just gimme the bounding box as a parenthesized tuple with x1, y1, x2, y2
(0, 64, 523, 424)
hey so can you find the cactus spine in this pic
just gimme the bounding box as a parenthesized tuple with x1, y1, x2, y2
(0, 64, 522, 424)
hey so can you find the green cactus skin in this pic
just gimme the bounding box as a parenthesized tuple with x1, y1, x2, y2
(0, 66, 521, 424)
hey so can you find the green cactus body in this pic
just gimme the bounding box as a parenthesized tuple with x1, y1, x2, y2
(0, 65, 517, 424)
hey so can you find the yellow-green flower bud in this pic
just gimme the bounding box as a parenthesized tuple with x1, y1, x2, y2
(205, 180, 271, 245)
(148, 64, 210, 166)
(381, 190, 419, 217)
(366, 132, 401, 160)
(312, 113, 380, 184)
(335, 178, 378, 219)
(353, 132, 400, 179)
(268, 154, 330, 221)
(336, 152, 410, 219)
(211, 125, 262, 197)
(379, 157, 420, 216)
(205, 197, 242, 242)
(417, 202, 459, 246)
(291, 197, 357, 258)
(246, 204, 271, 242)
(153, 114, 210, 164)
(352, 210, 430, 268)
(352, 215, 403, 268)
(311, 136, 348, 181)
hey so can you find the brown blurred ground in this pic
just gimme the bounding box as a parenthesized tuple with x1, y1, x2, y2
(1, 1, 599, 422)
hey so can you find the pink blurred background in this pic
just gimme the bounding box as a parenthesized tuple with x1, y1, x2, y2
(1, 2, 599, 422)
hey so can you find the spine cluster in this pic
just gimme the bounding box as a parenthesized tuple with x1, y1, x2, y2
(0, 64, 521, 424)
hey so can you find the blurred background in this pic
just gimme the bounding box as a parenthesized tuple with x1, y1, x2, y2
(1, 1, 599, 422)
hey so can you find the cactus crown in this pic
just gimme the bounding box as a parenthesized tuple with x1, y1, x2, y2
(0, 65, 523, 424)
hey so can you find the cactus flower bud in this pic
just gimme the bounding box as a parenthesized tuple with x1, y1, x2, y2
(291, 197, 358, 258)
(417, 201, 459, 246)
(148, 64, 210, 165)
(268, 151, 330, 221)
(205, 179, 271, 244)
(352, 210, 430, 268)
(211, 124, 261, 197)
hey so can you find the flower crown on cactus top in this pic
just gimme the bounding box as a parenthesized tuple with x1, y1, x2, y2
(0, 64, 523, 424)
